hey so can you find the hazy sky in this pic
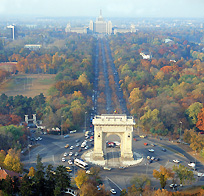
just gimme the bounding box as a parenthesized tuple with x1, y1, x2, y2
(1, 0, 204, 18)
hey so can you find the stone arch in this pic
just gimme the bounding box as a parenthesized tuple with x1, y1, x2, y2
(92, 114, 135, 161)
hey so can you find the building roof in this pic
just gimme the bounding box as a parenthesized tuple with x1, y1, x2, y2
(0, 168, 21, 180)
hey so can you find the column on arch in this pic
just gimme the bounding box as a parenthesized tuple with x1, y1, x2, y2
(93, 126, 104, 160)
(121, 126, 133, 160)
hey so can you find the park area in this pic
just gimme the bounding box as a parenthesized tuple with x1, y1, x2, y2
(0, 74, 56, 97)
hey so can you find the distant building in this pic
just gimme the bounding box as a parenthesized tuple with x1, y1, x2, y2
(65, 10, 137, 35)
(0, 62, 17, 73)
(113, 24, 137, 34)
(140, 52, 152, 60)
(90, 10, 112, 34)
(24, 44, 42, 50)
(7, 25, 17, 40)
(65, 23, 88, 34)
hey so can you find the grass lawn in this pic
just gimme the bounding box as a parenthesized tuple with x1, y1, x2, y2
(0, 74, 56, 97)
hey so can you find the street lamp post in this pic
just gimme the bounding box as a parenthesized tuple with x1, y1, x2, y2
(179, 121, 182, 141)
(61, 116, 64, 137)
(84, 112, 87, 132)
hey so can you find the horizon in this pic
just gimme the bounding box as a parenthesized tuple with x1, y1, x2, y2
(1, 0, 204, 19)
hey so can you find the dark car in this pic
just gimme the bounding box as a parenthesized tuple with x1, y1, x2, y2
(162, 148, 166, 152)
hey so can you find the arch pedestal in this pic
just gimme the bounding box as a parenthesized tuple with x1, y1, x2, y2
(92, 114, 135, 161)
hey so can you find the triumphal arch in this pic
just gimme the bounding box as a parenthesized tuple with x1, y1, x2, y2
(92, 114, 135, 161)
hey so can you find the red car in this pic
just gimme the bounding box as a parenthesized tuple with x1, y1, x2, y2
(144, 143, 148, 146)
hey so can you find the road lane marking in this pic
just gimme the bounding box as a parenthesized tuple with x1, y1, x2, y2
(107, 177, 122, 191)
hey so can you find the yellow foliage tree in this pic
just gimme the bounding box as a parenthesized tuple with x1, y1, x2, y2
(153, 166, 174, 189)
(4, 149, 23, 173)
(28, 167, 35, 177)
(74, 169, 89, 189)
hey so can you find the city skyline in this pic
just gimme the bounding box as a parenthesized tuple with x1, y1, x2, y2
(1, 0, 204, 18)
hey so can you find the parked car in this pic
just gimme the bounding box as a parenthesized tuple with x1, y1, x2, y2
(64, 134, 69, 138)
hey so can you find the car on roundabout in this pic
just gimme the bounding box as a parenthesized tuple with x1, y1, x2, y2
(148, 149, 154, 152)
(64, 152, 67, 157)
(76, 143, 79, 147)
(70, 146, 74, 150)
(64, 134, 69, 138)
(85, 146, 89, 150)
(62, 157, 66, 162)
(110, 189, 116, 194)
(69, 152, 73, 156)
(68, 160, 73, 165)
(64, 144, 69, 148)
(173, 159, 180, 163)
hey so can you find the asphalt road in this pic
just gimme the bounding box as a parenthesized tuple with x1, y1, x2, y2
(21, 131, 204, 194)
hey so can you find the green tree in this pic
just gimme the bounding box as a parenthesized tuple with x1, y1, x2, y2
(2, 175, 13, 195)
(55, 165, 70, 193)
(173, 164, 195, 185)
(153, 166, 174, 189)
(45, 164, 55, 196)
(130, 174, 151, 193)
(186, 102, 203, 126)
(33, 154, 45, 195)
(20, 174, 33, 196)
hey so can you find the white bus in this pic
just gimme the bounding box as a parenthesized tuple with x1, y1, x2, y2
(74, 158, 88, 170)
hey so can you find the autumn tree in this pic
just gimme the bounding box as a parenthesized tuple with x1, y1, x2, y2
(153, 166, 174, 189)
(28, 166, 35, 177)
(4, 148, 23, 173)
(130, 174, 151, 193)
(74, 169, 89, 189)
(173, 164, 195, 185)
(196, 108, 204, 131)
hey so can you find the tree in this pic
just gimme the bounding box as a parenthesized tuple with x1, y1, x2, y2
(80, 182, 98, 196)
(74, 169, 89, 189)
(153, 189, 173, 196)
(55, 165, 70, 193)
(2, 175, 13, 195)
(28, 166, 35, 177)
(4, 148, 23, 173)
(153, 166, 174, 189)
(20, 174, 33, 196)
(33, 154, 45, 195)
(186, 102, 203, 126)
(130, 174, 151, 193)
(45, 164, 55, 196)
(173, 164, 195, 185)
(196, 108, 204, 131)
